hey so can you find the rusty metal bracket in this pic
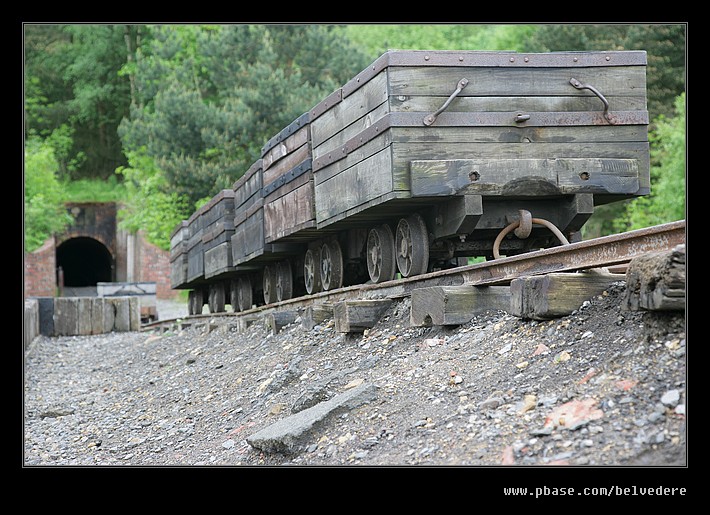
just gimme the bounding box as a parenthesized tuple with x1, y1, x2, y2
(569, 78, 615, 124)
(493, 210, 571, 259)
(423, 78, 469, 126)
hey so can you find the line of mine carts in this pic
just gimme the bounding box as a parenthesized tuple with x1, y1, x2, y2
(169, 49, 650, 315)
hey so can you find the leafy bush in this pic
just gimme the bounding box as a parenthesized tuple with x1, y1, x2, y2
(63, 175, 127, 203)
(116, 148, 191, 250)
(24, 137, 73, 252)
(617, 93, 686, 231)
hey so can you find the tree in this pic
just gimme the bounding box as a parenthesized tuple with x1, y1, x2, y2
(617, 93, 686, 230)
(24, 136, 73, 252)
(118, 25, 370, 210)
(344, 24, 536, 58)
(116, 148, 190, 251)
(24, 24, 140, 180)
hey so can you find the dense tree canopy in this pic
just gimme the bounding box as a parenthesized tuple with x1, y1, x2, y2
(118, 25, 371, 210)
(24, 25, 137, 180)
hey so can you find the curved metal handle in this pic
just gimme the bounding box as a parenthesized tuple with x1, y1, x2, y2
(569, 77, 615, 124)
(423, 78, 469, 126)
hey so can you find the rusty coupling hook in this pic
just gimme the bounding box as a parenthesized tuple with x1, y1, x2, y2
(493, 210, 570, 259)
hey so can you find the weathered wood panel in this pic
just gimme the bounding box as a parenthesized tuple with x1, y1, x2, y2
(393, 140, 650, 197)
(170, 255, 189, 289)
(267, 310, 300, 334)
(52, 296, 139, 335)
(510, 271, 625, 320)
(411, 158, 641, 197)
(234, 159, 263, 210)
(390, 124, 648, 145)
(315, 147, 393, 224)
(262, 124, 310, 171)
(232, 208, 265, 265)
(388, 95, 647, 115)
(169, 221, 189, 261)
(202, 220, 234, 249)
(170, 219, 191, 289)
(264, 181, 316, 243)
(311, 70, 388, 150)
(259, 112, 315, 244)
(312, 102, 391, 165)
(186, 230, 204, 283)
(91, 297, 115, 335)
(263, 143, 310, 188)
(204, 241, 234, 278)
(387, 66, 646, 97)
(201, 190, 235, 229)
(264, 166, 312, 204)
(231, 160, 265, 264)
(313, 130, 392, 185)
(301, 303, 334, 330)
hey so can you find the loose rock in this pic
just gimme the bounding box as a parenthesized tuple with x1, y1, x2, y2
(24, 282, 685, 469)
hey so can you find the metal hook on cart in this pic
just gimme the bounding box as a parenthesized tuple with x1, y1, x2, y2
(492, 210, 571, 259)
(423, 78, 469, 126)
(569, 78, 615, 124)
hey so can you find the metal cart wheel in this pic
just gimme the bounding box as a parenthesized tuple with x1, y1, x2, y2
(263, 265, 277, 305)
(236, 276, 252, 312)
(276, 260, 293, 302)
(320, 240, 343, 291)
(395, 214, 429, 278)
(304, 248, 322, 295)
(367, 224, 396, 283)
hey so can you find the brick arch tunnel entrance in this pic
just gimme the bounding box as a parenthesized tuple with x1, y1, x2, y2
(56, 237, 114, 288)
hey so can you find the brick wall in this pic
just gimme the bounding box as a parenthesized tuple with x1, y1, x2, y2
(24, 237, 56, 297)
(24, 231, 179, 300)
(138, 233, 179, 299)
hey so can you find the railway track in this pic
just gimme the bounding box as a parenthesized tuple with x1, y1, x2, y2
(145, 220, 685, 332)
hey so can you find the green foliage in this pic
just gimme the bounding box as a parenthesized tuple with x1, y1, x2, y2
(344, 24, 535, 58)
(617, 93, 686, 230)
(24, 137, 74, 252)
(116, 148, 191, 250)
(520, 24, 686, 122)
(62, 176, 127, 203)
(119, 25, 370, 208)
(24, 24, 138, 180)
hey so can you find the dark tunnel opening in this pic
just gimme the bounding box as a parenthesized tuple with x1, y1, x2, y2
(56, 237, 113, 287)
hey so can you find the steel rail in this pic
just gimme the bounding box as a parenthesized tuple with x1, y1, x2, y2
(143, 220, 685, 330)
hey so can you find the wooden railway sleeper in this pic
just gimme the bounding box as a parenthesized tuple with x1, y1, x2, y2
(492, 209, 570, 259)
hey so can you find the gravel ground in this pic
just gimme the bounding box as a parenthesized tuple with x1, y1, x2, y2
(23, 282, 687, 481)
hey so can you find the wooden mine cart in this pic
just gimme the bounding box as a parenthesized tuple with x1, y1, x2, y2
(202, 189, 236, 280)
(170, 49, 651, 315)
(169, 220, 189, 290)
(310, 50, 649, 278)
(201, 189, 236, 312)
(259, 113, 317, 304)
(185, 207, 206, 285)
